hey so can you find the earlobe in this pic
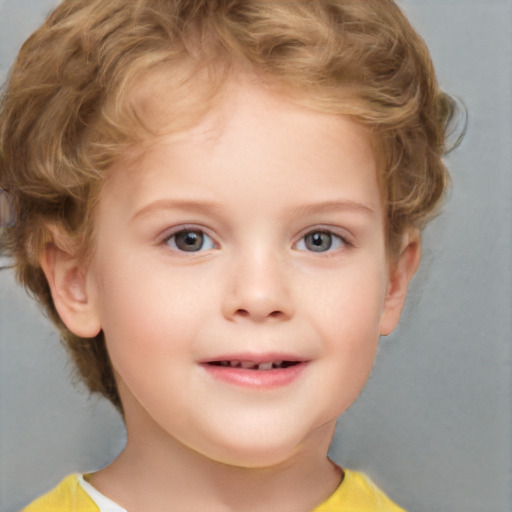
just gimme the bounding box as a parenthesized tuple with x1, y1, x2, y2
(40, 238, 101, 338)
(379, 233, 421, 336)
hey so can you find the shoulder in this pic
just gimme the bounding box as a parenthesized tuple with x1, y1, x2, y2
(21, 474, 99, 512)
(312, 469, 407, 512)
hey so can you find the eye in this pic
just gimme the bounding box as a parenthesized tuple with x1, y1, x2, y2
(165, 229, 215, 252)
(295, 230, 346, 253)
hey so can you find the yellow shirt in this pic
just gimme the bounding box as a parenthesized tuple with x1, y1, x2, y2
(311, 471, 406, 511)
(22, 470, 406, 511)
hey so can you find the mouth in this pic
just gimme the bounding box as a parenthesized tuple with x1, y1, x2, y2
(201, 356, 307, 388)
(207, 360, 301, 371)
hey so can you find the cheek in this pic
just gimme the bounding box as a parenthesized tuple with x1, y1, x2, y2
(93, 255, 222, 384)
(95, 266, 198, 416)
(93, 259, 191, 362)
(312, 263, 387, 341)
(307, 265, 386, 408)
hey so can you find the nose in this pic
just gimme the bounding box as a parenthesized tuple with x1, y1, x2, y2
(222, 249, 294, 322)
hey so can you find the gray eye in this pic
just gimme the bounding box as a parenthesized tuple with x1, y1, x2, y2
(296, 230, 345, 253)
(167, 230, 214, 252)
(304, 231, 332, 252)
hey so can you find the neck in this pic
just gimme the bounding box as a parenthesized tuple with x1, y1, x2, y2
(90, 414, 341, 512)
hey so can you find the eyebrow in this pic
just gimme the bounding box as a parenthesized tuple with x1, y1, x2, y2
(130, 199, 224, 222)
(286, 200, 377, 219)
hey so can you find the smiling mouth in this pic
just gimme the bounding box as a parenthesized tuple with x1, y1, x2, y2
(207, 360, 301, 371)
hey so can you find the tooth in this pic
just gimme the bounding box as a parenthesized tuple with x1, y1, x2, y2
(258, 362, 273, 371)
(230, 360, 241, 367)
(241, 361, 255, 369)
(273, 360, 283, 368)
(220, 361, 229, 367)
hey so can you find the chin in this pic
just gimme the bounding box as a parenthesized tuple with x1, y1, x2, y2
(211, 445, 299, 470)
(194, 426, 320, 470)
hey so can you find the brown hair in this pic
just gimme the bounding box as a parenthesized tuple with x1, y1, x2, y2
(0, 0, 457, 412)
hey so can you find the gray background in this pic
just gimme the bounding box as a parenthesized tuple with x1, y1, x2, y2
(1, 1, 511, 511)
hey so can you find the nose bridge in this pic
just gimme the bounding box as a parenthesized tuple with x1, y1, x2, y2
(223, 243, 293, 322)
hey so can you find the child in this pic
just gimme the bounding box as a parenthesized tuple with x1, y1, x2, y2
(0, 0, 455, 510)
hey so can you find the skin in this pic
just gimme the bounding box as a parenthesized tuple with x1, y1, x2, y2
(42, 78, 419, 512)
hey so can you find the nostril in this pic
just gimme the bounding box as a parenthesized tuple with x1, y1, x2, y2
(234, 309, 283, 319)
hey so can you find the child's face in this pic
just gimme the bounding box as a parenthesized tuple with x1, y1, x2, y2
(79, 80, 410, 467)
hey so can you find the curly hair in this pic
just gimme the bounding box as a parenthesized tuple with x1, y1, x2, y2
(0, 0, 456, 412)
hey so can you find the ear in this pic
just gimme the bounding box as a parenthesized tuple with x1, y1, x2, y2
(39, 234, 101, 338)
(379, 232, 421, 336)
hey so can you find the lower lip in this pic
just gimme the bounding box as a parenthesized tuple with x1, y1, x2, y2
(201, 363, 308, 389)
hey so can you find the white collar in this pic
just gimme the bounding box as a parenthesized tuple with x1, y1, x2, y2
(77, 474, 127, 512)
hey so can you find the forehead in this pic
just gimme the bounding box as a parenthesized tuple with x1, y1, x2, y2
(127, 67, 374, 147)
(162, 82, 371, 162)
(117, 80, 377, 186)
(101, 77, 382, 226)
